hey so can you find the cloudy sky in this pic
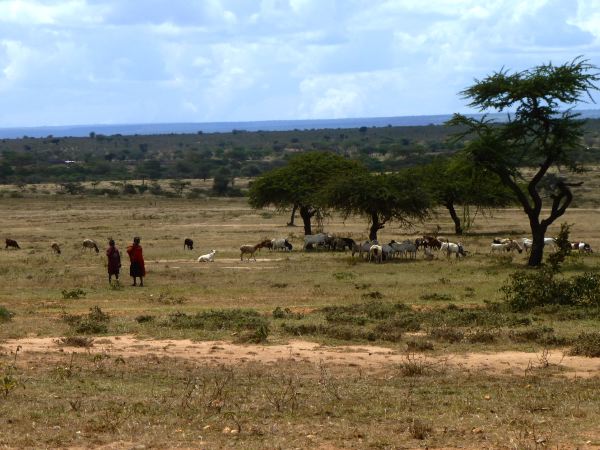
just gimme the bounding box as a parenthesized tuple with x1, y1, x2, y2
(0, 0, 599, 127)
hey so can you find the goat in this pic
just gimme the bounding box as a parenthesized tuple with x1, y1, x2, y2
(417, 235, 442, 250)
(240, 241, 269, 261)
(332, 237, 356, 251)
(82, 239, 99, 253)
(51, 242, 61, 254)
(571, 241, 593, 254)
(521, 237, 557, 253)
(198, 249, 216, 262)
(303, 233, 329, 250)
(441, 242, 467, 258)
(369, 244, 383, 263)
(271, 238, 293, 251)
(184, 238, 194, 250)
(5, 238, 20, 249)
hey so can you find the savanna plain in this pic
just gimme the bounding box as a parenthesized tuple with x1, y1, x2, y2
(0, 193, 599, 449)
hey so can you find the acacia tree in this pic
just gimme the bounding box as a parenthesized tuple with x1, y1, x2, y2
(248, 152, 360, 235)
(323, 167, 430, 241)
(449, 58, 599, 266)
(416, 155, 514, 235)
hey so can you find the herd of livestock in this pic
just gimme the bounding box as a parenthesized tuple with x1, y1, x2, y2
(3, 233, 593, 264)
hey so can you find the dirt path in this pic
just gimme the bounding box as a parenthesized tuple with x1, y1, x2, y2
(2, 336, 599, 378)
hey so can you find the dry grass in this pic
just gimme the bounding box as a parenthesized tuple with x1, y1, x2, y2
(0, 195, 599, 447)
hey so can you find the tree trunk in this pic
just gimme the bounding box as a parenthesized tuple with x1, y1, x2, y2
(369, 212, 384, 241)
(299, 205, 313, 236)
(528, 219, 547, 267)
(445, 201, 463, 235)
(287, 204, 298, 227)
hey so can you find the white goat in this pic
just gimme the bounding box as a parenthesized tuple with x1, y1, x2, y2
(198, 249, 216, 262)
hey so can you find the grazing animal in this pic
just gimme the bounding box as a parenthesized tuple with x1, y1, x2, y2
(354, 240, 377, 259)
(5, 238, 20, 249)
(271, 238, 293, 251)
(369, 244, 383, 263)
(441, 242, 467, 258)
(491, 242, 508, 253)
(381, 243, 395, 260)
(240, 241, 270, 261)
(491, 239, 523, 254)
(521, 238, 533, 253)
(544, 237, 557, 249)
(257, 239, 273, 251)
(303, 233, 329, 250)
(82, 239, 99, 253)
(333, 237, 356, 251)
(51, 242, 61, 254)
(418, 235, 443, 250)
(571, 241, 593, 254)
(184, 238, 194, 250)
(521, 237, 558, 253)
(423, 246, 435, 260)
(390, 240, 417, 259)
(198, 249, 216, 262)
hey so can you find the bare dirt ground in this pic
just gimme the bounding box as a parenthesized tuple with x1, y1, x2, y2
(3, 335, 599, 378)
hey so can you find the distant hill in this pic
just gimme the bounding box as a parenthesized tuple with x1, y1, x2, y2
(3, 109, 600, 139)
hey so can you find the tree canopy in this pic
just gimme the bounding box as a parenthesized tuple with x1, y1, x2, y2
(323, 167, 430, 241)
(414, 154, 514, 234)
(449, 57, 599, 266)
(248, 152, 361, 235)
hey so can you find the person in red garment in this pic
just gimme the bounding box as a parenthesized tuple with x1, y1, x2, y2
(126, 236, 145, 287)
(106, 239, 121, 284)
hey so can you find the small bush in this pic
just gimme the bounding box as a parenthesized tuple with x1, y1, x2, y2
(62, 288, 86, 299)
(429, 326, 464, 343)
(420, 293, 453, 301)
(0, 306, 14, 322)
(569, 332, 600, 357)
(333, 272, 355, 280)
(466, 328, 497, 343)
(235, 323, 270, 344)
(408, 418, 433, 440)
(163, 309, 268, 333)
(62, 306, 110, 335)
(56, 336, 94, 347)
(508, 326, 566, 346)
(272, 307, 304, 320)
(405, 339, 434, 352)
(135, 315, 155, 323)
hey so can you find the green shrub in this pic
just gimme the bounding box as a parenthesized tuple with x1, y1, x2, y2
(272, 307, 303, 320)
(135, 315, 155, 323)
(569, 332, 600, 357)
(405, 339, 434, 352)
(0, 306, 14, 322)
(429, 326, 464, 343)
(163, 309, 268, 332)
(419, 293, 453, 301)
(61, 288, 86, 299)
(503, 269, 600, 311)
(61, 306, 110, 335)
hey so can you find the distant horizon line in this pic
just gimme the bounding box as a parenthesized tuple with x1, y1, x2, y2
(2, 109, 600, 139)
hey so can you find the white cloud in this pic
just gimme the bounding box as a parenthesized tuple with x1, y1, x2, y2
(0, 0, 599, 126)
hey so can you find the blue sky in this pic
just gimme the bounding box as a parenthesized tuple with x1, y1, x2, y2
(0, 0, 599, 127)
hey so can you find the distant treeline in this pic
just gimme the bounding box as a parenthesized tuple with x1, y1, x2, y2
(2, 119, 600, 186)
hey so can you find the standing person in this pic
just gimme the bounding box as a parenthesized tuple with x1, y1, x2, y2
(106, 239, 121, 284)
(127, 236, 145, 287)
